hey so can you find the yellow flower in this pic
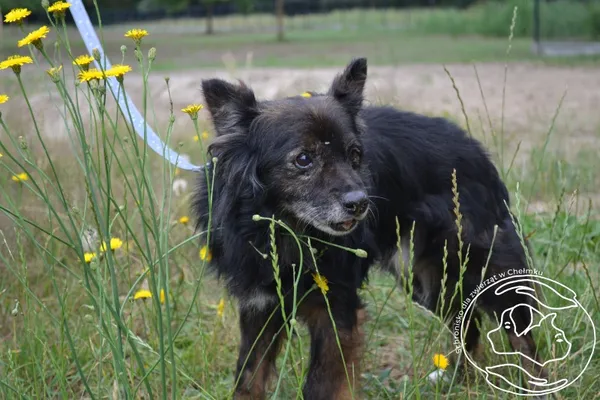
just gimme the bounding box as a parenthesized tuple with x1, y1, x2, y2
(301, 92, 312, 98)
(0, 55, 34, 74)
(175, 168, 181, 176)
(84, 252, 97, 263)
(105, 64, 132, 79)
(11, 173, 29, 182)
(193, 131, 209, 141)
(47, 1, 71, 16)
(133, 289, 152, 300)
(217, 298, 225, 317)
(433, 353, 449, 370)
(133, 289, 166, 303)
(4, 8, 31, 24)
(0, 94, 8, 104)
(179, 216, 190, 225)
(73, 54, 95, 68)
(46, 65, 62, 80)
(78, 68, 104, 83)
(312, 273, 329, 294)
(18, 26, 51, 48)
(182, 104, 204, 119)
(199, 246, 212, 262)
(100, 238, 123, 252)
(124, 29, 148, 44)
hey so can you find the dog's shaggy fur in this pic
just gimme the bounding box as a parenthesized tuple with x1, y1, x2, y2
(193, 58, 545, 399)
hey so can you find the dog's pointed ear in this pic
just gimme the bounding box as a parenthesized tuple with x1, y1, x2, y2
(328, 58, 367, 116)
(201, 78, 259, 136)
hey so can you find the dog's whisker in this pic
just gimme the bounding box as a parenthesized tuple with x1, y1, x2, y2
(368, 195, 389, 202)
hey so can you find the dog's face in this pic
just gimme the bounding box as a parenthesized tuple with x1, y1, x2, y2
(202, 58, 370, 236)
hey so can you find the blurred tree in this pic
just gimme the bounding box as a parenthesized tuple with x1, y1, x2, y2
(153, 0, 223, 35)
(2, 0, 45, 11)
(276, 0, 284, 41)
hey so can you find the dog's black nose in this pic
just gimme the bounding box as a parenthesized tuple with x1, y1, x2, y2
(342, 191, 368, 216)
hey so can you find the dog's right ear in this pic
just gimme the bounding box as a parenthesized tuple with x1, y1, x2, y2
(201, 79, 259, 136)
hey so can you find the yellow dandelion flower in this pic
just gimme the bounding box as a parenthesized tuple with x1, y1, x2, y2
(0, 94, 9, 104)
(11, 173, 29, 182)
(100, 238, 123, 252)
(110, 238, 123, 251)
(78, 68, 104, 83)
(18, 26, 51, 48)
(0, 55, 34, 74)
(73, 54, 95, 68)
(4, 8, 31, 24)
(83, 252, 97, 263)
(105, 64, 132, 79)
(124, 29, 148, 44)
(47, 1, 71, 17)
(217, 298, 225, 317)
(179, 216, 190, 225)
(301, 92, 312, 98)
(160, 289, 166, 304)
(182, 104, 204, 119)
(133, 289, 152, 300)
(312, 273, 329, 295)
(433, 353, 449, 370)
(199, 246, 212, 262)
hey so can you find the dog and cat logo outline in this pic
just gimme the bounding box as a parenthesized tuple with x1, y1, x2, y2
(458, 274, 596, 397)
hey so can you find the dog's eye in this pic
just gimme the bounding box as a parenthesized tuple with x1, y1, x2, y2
(295, 153, 313, 169)
(349, 148, 361, 168)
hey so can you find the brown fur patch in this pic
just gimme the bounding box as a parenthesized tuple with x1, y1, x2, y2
(300, 304, 366, 399)
(234, 332, 285, 400)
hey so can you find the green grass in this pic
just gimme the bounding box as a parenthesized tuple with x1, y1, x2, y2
(2, 8, 600, 72)
(1, 4, 599, 400)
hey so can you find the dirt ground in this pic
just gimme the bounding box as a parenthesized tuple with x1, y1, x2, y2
(14, 62, 597, 151)
(4, 61, 600, 212)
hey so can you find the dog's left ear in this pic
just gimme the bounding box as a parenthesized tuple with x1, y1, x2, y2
(202, 78, 259, 136)
(328, 57, 367, 116)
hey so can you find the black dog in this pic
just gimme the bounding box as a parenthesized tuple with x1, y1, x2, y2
(193, 58, 544, 399)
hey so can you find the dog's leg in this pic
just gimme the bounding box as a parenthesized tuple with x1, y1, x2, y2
(475, 230, 548, 394)
(300, 300, 366, 400)
(234, 303, 284, 400)
(494, 296, 547, 379)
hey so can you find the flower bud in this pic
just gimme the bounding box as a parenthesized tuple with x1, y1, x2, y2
(354, 249, 368, 258)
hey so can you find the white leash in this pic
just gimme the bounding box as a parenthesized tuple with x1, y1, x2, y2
(68, 0, 203, 172)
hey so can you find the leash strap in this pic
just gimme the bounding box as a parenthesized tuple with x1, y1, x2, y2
(68, 0, 203, 172)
